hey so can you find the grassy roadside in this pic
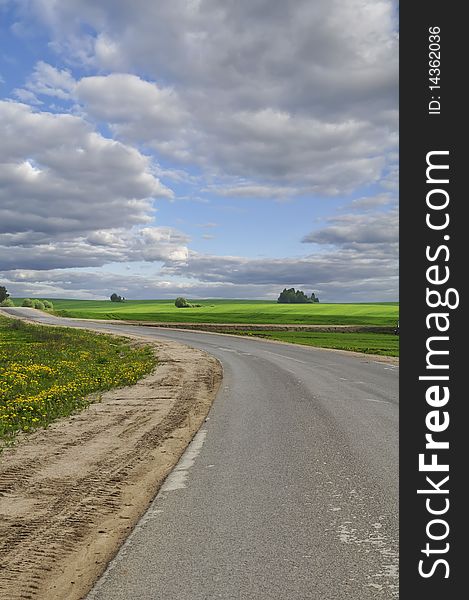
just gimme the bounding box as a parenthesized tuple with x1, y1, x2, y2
(13, 298, 399, 326)
(0, 316, 156, 447)
(226, 330, 399, 357)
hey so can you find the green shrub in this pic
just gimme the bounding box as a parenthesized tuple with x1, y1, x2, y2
(0, 298, 14, 307)
(33, 300, 45, 310)
(43, 300, 53, 309)
(9, 319, 28, 331)
(21, 298, 34, 307)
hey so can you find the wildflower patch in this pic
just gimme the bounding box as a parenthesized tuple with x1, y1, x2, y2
(0, 316, 156, 446)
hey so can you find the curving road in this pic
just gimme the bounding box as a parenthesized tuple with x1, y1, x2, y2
(2, 308, 398, 599)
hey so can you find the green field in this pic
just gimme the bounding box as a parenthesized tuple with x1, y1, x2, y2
(0, 316, 156, 446)
(228, 330, 399, 357)
(15, 298, 399, 326)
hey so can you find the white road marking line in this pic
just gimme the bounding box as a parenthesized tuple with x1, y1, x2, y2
(216, 347, 255, 357)
(160, 429, 207, 492)
(372, 361, 399, 369)
(262, 350, 307, 364)
(88, 427, 209, 593)
(364, 399, 390, 404)
(339, 377, 348, 381)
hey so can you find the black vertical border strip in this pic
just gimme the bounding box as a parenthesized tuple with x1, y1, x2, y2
(400, 3, 464, 599)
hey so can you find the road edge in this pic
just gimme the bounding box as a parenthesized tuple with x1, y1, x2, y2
(0, 310, 223, 600)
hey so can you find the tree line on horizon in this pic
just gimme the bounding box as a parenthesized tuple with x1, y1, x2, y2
(277, 288, 319, 304)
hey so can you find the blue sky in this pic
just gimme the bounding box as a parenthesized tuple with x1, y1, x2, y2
(0, 0, 398, 301)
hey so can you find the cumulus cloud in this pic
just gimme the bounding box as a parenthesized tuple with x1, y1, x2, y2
(73, 73, 394, 191)
(75, 74, 188, 146)
(162, 247, 397, 288)
(0, 224, 189, 271)
(15, 0, 397, 194)
(0, 101, 172, 235)
(0, 100, 187, 271)
(26, 0, 397, 114)
(23, 60, 76, 99)
(302, 210, 398, 247)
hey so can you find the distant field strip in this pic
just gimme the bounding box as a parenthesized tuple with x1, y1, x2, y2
(227, 330, 399, 357)
(0, 316, 156, 445)
(29, 298, 399, 326)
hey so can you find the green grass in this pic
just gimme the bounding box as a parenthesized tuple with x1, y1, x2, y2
(228, 330, 399, 357)
(0, 316, 156, 446)
(12, 298, 399, 326)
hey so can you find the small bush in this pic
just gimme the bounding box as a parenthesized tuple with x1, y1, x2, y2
(9, 319, 28, 331)
(21, 298, 34, 307)
(43, 300, 53, 309)
(0, 298, 14, 307)
(33, 300, 45, 310)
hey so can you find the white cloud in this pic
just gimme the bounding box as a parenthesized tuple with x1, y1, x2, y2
(15, 0, 397, 195)
(0, 225, 189, 271)
(13, 88, 43, 104)
(162, 247, 398, 290)
(76, 73, 187, 132)
(0, 100, 172, 233)
(204, 184, 300, 199)
(0, 101, 183, 271)
(302, 209, 398, 247)
(94, 33, 124, 70)
(348, 193, 396, 210)
(24, 60, 76, 99)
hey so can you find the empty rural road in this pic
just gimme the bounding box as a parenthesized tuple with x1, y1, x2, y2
(2, 308, 398, 599)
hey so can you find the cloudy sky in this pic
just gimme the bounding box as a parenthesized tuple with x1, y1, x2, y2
(0, 0, 398, 302)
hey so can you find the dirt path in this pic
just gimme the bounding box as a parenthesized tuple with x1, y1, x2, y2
(0, 336, 222, 600)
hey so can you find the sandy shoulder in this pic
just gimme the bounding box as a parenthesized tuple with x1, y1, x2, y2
(0, 335, 222, 600)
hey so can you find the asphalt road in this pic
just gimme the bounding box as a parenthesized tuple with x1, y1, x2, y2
(2, 308, 398, 599)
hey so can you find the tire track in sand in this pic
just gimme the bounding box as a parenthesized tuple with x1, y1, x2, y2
(0, 337, 222, 600)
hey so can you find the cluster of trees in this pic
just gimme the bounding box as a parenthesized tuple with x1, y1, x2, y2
(174, 297, 202, 308)
(0, 285, 13, 307)
(0, 286, 55, 310)
(277, 288, 319, 304)
(175, 296, 191, 308)
(0, 286, 9, 302)
(0, 286, 54, 310)
(110, 293, 125, 302)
